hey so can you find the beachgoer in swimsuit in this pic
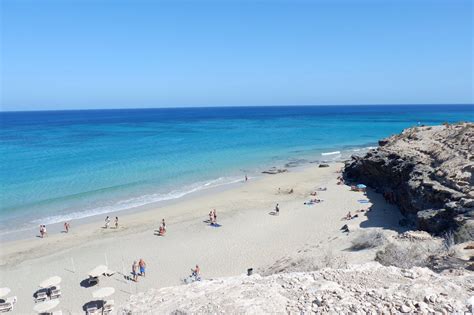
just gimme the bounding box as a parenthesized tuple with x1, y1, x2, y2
(245, 174, 248, 182)
(346, 211, 352, 220)
(275, 204, 280, 215)
(105, 216, 110, 228)
(161, 219, 166, 231)
(139, 258, 146, 277)
(115, 217, 118, 229)
(42, 225, 47, 237)
(40, 225, 44, 238)
(191, 264, 200, 278)
(209, 211, 213, 224)
(213, 209, 217, 223)
(64, 222, 70, 233)
(132, 261, 138, 282)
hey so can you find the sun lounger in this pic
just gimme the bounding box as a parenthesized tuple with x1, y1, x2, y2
(0, 303, 12, 312)
(49, 285, 61, 299)
(103, 300, 114, 314)
(86, 306, 99, 315)
(35, 291, 48, 303)
(88, 276, 99, 285)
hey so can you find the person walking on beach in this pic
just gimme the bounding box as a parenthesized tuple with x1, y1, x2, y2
(39, 225, 44, 238)
(114, 217, 119, 229)
(161, 218, 166, 231)
(213, 209, 217, 223)
(64, 222, 70, 233)
(209, 211, 214, 224)
(139, 258, 146, 277)
(104, 216, 110, 229)
(132, 261, 138, 282)
(275, 204, 280, 215)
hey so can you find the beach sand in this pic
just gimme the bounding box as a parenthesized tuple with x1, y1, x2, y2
(0, 163, 404, 314)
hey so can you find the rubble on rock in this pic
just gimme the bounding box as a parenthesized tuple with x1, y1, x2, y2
(119, 263, 473, 314)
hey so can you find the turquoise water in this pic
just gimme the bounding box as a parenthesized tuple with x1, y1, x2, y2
(1, 105, 472, 234)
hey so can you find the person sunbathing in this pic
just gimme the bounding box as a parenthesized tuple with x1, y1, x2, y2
(158, 225, 166, 236)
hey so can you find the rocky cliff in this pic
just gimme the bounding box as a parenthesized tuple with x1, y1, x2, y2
(344, 123, 474, 240)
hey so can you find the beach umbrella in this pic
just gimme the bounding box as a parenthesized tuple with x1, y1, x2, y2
(39, 276, 62, 288)
(33, 299, 59, 313)
(89, 265, 108, 277)
(92, 287, 115, 299)
(0, 288, 10, 298)
(357, 184, 367, 189)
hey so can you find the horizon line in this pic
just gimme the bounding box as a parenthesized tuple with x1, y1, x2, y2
(1, 103, 473, 113)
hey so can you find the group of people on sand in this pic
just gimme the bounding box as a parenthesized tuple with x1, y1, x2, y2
(208, 209, 218, 225)
(158, 218, 167, 236)
(104, 216, 119, 229)
(131, 258, 147, 282)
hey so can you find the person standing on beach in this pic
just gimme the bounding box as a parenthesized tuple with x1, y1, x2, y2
(209, 211, 214, 224)
(115, 217, 119, 229)
(275, 204, 280, 215)
(132, 261, 138, 282)
(161, 218, 166, 231)
(64, 222, 70, 233)
(139, 258, 146, 277)
(105, 216, 110, 229)
(213, 209, 217, 224)
(245, 174, 248, 182)
(39, 225, 44, 238)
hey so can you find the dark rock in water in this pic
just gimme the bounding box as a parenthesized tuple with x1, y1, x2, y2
(319, 164, 330, 168)
(344, 123, 474, 239)
(262, 167, 288, 175)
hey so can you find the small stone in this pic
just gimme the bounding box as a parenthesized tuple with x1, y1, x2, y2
(400, 305, 411, 313)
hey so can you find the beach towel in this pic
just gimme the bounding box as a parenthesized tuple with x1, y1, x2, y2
(210, 223, 222, 227)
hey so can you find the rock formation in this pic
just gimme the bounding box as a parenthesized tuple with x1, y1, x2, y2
(119, 263, 473, 314)
(344, 123, 474, 241)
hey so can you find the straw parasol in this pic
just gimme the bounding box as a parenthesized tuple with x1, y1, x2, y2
(0, 288, 11, 298)
(33, 299, 59, 313)
(92, 287, 115, 299)
(88, 265, 108, 278)
(39, 276, 62, 288)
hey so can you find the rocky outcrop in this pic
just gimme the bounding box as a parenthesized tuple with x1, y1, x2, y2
(119, 263, 473, 313)
(344, 123, 474, 239)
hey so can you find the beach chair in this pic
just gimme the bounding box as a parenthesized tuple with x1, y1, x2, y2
(49, 286, 61, 299)
(86, 305, 99, 315)
(35, 291, 48, 303)
(0, 301, 12, 313)
(88, 276, 99, 286)
(103, 300, 114, 314)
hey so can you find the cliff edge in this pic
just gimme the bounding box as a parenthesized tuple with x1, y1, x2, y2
(344, 122, 474, 240)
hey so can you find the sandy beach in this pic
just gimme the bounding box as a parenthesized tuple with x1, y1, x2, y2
(0, 163, 404, 314)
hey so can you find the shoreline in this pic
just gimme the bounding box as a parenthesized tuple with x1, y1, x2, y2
(0, 161, 407, 314)
(0, 145, 373, 243)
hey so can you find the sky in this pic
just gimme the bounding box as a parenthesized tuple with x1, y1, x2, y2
(0, 0, 472, 111)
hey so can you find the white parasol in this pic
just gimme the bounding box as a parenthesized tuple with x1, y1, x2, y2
(88, 265, 108, 277)
(92, 287, 115, 299)
(0, 288, 11, 298)
(33, 299, 59, 313)
(39, 276, 62, 288)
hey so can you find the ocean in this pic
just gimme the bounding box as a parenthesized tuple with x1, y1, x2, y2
(1, 105, 473, 235)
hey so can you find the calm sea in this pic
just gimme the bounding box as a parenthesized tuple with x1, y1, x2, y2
(1, 105, 473, 234)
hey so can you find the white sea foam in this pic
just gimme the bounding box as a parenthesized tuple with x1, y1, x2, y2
(30, 176, 244, 226)
(321, 151, 341, 156)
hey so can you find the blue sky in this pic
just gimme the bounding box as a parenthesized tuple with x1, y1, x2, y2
(1, 0, 472, 111)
